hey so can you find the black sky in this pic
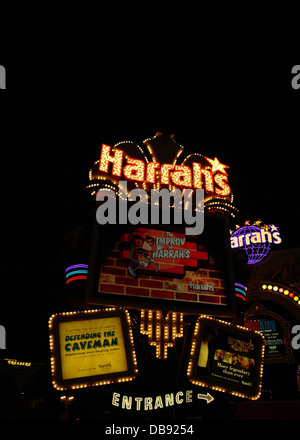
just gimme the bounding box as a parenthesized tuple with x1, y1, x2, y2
(1, 52, 299, 361)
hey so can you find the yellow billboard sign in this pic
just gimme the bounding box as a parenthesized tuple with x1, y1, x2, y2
(49, 308, 138, 390)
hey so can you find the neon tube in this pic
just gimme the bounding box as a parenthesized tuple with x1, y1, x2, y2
(66, 275, 87, 284)
(66, 270, 88, 278)
(65, 264, 88, 273)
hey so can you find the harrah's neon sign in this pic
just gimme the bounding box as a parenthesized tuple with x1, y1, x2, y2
(98, 144, 231, 196)
(87, 134, 237, 218)
(230, 222, 282, 264)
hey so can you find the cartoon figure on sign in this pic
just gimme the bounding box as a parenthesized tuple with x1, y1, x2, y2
(128, 234, 159, 278)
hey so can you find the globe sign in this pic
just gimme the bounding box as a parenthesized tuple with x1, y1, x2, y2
(231, 225, 272, 264)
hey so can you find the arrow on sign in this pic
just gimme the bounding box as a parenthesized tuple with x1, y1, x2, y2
(197, 393, 214, 404)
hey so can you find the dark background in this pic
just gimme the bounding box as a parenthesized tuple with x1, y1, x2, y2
(1, 48, 299, 364)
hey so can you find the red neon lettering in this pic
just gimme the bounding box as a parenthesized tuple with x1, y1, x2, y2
(99, 144, 123, 177)
(146, 162, 160, 183)
(200, 169, 214, 193)
(192, 163, 202, 189)
(192, 163, 215, 193)
(171, 165, 192, 188)
(214, 173, 231, 196)
(123, 158, 145, 182)
(97, 145, 231, 196)
(160, 164, 173, 185)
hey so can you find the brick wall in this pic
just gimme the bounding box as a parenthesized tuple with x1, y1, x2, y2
(98, 238, 227, 307)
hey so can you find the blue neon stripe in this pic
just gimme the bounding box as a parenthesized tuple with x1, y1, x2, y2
(66, 269, 88, 278)
(235, 287, 246, 296)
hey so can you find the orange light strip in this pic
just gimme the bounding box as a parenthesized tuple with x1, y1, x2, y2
(140, 310, 184, 359)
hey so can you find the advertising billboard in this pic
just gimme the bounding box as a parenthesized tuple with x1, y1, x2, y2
(48, 308, 138, 390)
(244, 303, 295, 364)
(85, 214, 236, 317)
(187, 316, 265, 400)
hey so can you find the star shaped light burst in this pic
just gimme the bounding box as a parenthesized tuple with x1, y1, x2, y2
(204, 156, 229, 175)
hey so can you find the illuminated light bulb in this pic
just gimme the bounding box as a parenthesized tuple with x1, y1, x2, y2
(171, 165, 193, 188)
(214, 173, 231, 196)
(160, 164, 173, 184)
(123, 158, 145, 182)
(201, 169, 214, 193)
(284, 290, 289, 295)
(146, 162, 160, 183)
(99, 144, 123, 177)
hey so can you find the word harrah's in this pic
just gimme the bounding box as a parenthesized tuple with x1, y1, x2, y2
(98, 144, 231, 196)
(96, 181, 204, 235)
(230, 226, 282, 248)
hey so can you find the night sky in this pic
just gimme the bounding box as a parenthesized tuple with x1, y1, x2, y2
(1, 53, 299, 362)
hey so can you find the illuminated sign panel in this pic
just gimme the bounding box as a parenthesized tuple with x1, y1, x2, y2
(86, 133, 237, 218)
(48, 308, 138, 390)
(121, 227, 208, 278)
(85, 133, 237, 362)
(98, 144, 231, 195)
(85, 214, 236, 317)
(230, 221, 282, 264)
(187, 316, 265, 400)
(244, 303, 295, 364)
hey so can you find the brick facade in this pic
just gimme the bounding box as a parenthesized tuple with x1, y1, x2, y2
(98, 228, 227, 307)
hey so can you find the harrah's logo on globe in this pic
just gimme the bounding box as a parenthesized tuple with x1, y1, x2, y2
(230, 221, 282, 264)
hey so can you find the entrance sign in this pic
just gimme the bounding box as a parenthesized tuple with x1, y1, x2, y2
(85, 214, 236, 317)
(187, 316, 265, 400)
(48, 308, 138, 390)
(111, 388, 214, 411)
